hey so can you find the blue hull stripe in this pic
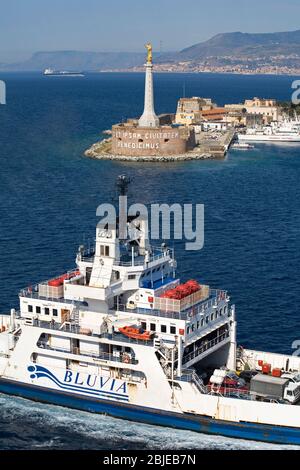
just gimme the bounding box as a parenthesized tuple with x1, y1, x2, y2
(1, 378, 300, 445)
(28, 365, 129, 401)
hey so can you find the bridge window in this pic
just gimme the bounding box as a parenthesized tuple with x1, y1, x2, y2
(206, 316, 209, 324)
(170, 326, 176, 335)
(141, 322, 147, 330)
(45, 307, 50, 315)
(100, 245, 110, 257)
(36, 306, 41, 314)
(128, 274, 136, 280)
(150, 323, 156, 332)
(161, 325, 167, 333)
(53, 309, 58, 317)
(28, 305, 33, 313)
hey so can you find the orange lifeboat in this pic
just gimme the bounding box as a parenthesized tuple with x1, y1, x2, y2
(119, 326, 154, 341)
(48, 271, 80, 287)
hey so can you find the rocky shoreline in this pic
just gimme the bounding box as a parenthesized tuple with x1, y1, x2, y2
(84, 139, 216, 162)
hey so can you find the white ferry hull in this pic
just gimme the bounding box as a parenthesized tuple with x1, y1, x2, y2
(1, 375, 300, 445)
(238, 134, 300, 143)
(1, 357, 300, 446)
(44, 74, 84, 77)
(2, 175, 300, 447)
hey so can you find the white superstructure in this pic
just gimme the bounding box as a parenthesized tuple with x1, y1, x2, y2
(43, 68, 84, 77)
(238, 118, 300, 143)
(1, 177, 300, 445)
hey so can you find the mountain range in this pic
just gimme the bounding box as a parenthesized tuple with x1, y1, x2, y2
(1, 29, 300, 72)
(170, 30, 300, 61)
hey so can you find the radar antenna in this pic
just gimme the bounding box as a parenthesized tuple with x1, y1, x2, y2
(116, 174, 131, 197)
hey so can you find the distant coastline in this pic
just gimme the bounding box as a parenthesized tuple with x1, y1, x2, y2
(2, 29, 300, 76)
(1, 69, 300, 78)
(98, 68, 300, 77)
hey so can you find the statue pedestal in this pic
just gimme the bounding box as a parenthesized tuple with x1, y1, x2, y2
(138, 62, 159, 128)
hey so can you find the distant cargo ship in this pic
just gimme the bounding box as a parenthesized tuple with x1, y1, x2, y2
(43, 68, 84, 77)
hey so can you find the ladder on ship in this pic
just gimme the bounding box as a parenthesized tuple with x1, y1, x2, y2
(236, 347, 256, 371)
(191, 371, 207, 394)
(156, 342, 178, 378)
(70, 307, 80, 332)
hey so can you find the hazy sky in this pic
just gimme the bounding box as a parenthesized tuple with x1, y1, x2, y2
(1, 0, 300, 62)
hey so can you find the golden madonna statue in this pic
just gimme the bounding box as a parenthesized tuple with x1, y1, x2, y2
(145, 43, 152, 63)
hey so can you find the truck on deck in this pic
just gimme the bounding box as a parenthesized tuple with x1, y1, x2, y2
(250, 374, 300, 404)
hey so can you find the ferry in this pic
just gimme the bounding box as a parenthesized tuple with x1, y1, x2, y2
(1, 177, 300, 446)
(238, 119, 300, 143)
(43, 68, 84, 77)
(231, 142, 255, 150)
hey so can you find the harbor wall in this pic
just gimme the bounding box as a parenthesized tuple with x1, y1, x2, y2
(111, 124, 195, 156)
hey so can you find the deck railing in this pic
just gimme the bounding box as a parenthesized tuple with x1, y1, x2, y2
(182, 331, 230, 365)
(37, 341, 138, 365)
(116, 290, 226, 321)
(101, 332, 154, 347)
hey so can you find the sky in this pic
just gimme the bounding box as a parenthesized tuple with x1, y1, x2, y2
(0, 0, 300, 62)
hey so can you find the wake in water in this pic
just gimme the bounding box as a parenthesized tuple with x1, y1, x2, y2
(0, 394, 297, 450)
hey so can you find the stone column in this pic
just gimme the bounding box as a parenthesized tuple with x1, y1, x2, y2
(138, 62, 159, 128)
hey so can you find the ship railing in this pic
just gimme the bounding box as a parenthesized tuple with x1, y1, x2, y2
(191, 371, 208, 393)
(116, 290, 227, 321)
(19, 316, 104, 338)
(177, 372, 251, 399)
(19, 268, 82, 301)
(176, 370, 208, 394)
(81, 256, 95, 263)
(114, 246, 173, 267)
(116, 305, 184, 320)
(24, 318, 88, 335)
(36, 341, 138, 365)
(101, 332, 154, 347)
(207, 385, 251, 400)
(182, 331, 230, 365)
(79, 247, 95, 263)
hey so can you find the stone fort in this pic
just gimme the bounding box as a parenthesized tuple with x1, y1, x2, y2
(111, 44, 195, 157)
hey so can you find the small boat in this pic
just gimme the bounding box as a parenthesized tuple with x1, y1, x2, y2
(231, 142, 255, 150)
(119, 326, 154, 341)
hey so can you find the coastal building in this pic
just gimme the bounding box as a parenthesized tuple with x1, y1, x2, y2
(175, 97, 215, 125)
(244, 97, 281, 123)
(111, 44, 195, 157)
(201, 107, 230, 122)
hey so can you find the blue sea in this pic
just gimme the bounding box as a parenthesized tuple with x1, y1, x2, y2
(0, 72, 299, 449)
